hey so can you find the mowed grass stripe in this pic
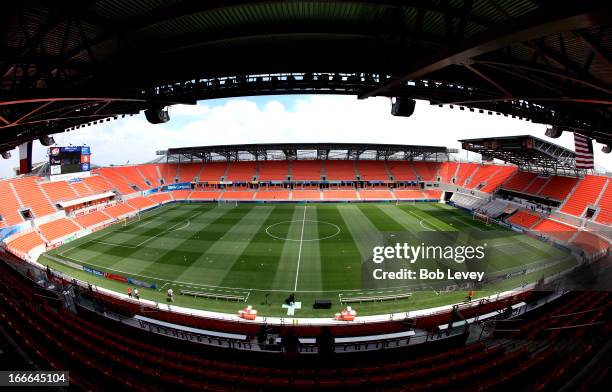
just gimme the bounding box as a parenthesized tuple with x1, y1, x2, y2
(270, 205, 304, 291)
(316, 205, 362, 290)
(296, 206, 323, 291)
(179, 205, 275, 287)
(135, 205, 248, 281)
(58, 205, 214, 272)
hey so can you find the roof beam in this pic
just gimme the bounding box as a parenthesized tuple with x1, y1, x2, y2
(359, 1, 612, 99)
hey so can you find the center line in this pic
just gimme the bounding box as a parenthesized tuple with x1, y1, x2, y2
(293, 205, 307, 291)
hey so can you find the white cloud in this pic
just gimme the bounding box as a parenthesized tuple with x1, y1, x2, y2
(0, 95, 610, 178)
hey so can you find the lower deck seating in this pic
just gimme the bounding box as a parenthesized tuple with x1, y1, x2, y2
(359, 189, 394, 200)
(594, 182, 612, 225)
(103, 203, 137, 219)
(570, 231, 610, 258)
(127, 196, 157, 211)
(38, 218, 81, 242)
(532, 219, 577, 242)
(322, 190, 358, 200)
(507, 210, 541, 228)
(171, 190, 192, 200)
(73, 211, 112, 229)
(292, 190, 321, 201)
(393, 189, 427, 199)
(254, 190, 291, 200)
(189, 191, 222, 200)
(147, 192, 173, 204)
(221, 191, 255, 200)
(4, 231, 45, 256)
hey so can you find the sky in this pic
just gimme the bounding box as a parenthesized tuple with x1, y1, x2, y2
(0, 95, 610, 178)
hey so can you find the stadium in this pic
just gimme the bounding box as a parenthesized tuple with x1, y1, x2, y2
(0, 1, 611, 391)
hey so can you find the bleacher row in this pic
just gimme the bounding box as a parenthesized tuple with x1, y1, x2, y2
(0, 259, 608, 392)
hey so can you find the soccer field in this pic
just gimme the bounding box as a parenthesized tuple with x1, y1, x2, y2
(42, 202, 576, 317)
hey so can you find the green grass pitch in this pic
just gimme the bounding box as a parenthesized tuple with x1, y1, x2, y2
(42, 202, 576, 317)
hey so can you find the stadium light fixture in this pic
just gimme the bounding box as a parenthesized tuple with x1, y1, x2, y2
(602, 144, 611, 154)
(0, 150, 11, 159)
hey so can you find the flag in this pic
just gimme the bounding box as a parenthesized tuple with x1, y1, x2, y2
(574, 133, 594, 169)
(18, 141, 33, 174)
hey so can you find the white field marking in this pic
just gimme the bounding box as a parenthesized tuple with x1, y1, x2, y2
(265, 220, 341, 242)
(293, 205, 308, 292)
(48, 253, 443, 294)
(244, 291, 250, 303)
(404, 208, 445, 231)
(159, 282, 169, 291)
(88, 211, 201, 249)
(450, 216, 486, 232)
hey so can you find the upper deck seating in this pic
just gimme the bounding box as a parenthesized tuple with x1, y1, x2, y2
(137, 164, 162, 187)
(103, 203, 137, 219)
(127, 197, 157, 211)
(464, 165, 499, 189)
(454, 163, 479, 186)
(111, 166, 150, 190)
(359, 189, 394, 200)
(325, 161, 357, 181)
(70, 181, 95, 197)
(94, 168, 136, 194)
(221, 191, 255, 200)
(523, 177, 547, 195)
(507, 210, 541, 228)
(11, 177, 56, 217)
(560, 175, 607, 217)
(4, 231, 45, 256)
(38, 218, 81, 242)
(159, 163, 178, 184)
(291, 160, 323, 181)
(357, 161, 389, 181)
(258, 161, 289, 181)
(225, 162, 257, 182)
(322, 189, 358, 200)
(74, 211, 112, 229)
(198, 162, 227, 182)
(292, 190, 321, 201)
(594, 182, 612, 225)
(502, 171, 538, 193)
(81, 175, 114, 194)
(533, 219, 577, 242)
(439, 162, 459, 183)
(479, 166, 517, 193)
(411, 162, 439, 181)
(386, 161, 417, 181)
(0, 180, 25, 226)
(189, 191, 221, 200)
(254, 190, 291, 201)
(40, 181, 79, 203)
(537, 176, 578, 201)
(178, 163, 203, 183)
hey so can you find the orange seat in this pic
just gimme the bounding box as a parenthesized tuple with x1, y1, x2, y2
(39, 218, 81, 242)
(560, 175, 607, 217)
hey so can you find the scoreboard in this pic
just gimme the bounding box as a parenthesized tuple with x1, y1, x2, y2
(49, 146, 91, 176)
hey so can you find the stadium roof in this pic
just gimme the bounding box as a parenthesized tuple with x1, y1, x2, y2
(1, 0, 611, 153)
(161, 142, 455, 162)
(459, 135, 581, 175)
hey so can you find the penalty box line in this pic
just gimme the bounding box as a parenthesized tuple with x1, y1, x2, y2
(293, 205, 307, 292)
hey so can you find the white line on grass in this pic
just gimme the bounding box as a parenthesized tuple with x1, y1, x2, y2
(293, 205, 307, 292)
(89, 211, 200, 249)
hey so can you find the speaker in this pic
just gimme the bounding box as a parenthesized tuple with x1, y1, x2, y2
(0, 150, 11, 159)
(144, 105, 170, 124)
(39, 135, 55, 146)
(391, 98, 416, 117)
(313, 299, 332, 309)
(545, 125, 563, 139)
(603, 144, 611, 154)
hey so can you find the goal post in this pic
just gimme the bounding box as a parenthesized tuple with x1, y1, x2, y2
(122, 213, 141, 227)
(473, 211, 491, 225)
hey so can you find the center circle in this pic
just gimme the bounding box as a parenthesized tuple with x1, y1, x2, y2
(265, 220, 341, 242)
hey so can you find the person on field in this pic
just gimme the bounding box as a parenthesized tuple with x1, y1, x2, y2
(167, 288, 174, 302)
(467, 289, 474, 302)
(134, 289, 139, 300)
(127, 287, 132, 298)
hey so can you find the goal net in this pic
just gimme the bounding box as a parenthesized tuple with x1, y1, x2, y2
(122, 213, 141, 226)
(473, 212, 492, 225)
